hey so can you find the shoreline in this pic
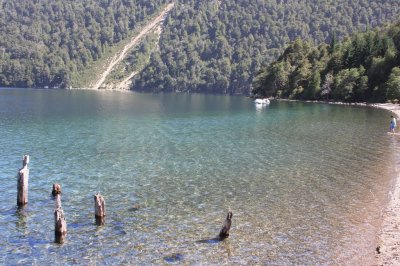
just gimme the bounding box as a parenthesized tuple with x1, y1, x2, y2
(373, 103, 400, 265)
(276, 99, 400, 265)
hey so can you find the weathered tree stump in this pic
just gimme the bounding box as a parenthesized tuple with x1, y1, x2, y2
(22, 155, 29, 167)
(54, 207, 67, 243)
(17, 155, 30, 206)
(94, 193, 106, 225)
(54, 193, 62, 209)
(219, 211, 233, 240)
(52, 183, 61, 196)
(54, 193, 67, 243)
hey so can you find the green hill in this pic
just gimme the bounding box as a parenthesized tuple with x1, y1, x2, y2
(0, 0, 169, 88)
(1, 0, 400, 92)
(252, 22, 400, 103)
(131, 0, 400, 94)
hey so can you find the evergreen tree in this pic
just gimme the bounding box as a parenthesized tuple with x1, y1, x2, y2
(386, 67, 400, 101)
(253, 22, 400, 103)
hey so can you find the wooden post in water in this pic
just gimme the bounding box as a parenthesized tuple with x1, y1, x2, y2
(54, 186, 67, 243)
(17, 155, 30, 206)
(54, 207, 67, 243)
(94, 193, 106, 225)
(219, 211, 233, 240)
(52, 183, 62, 205)
(54, 193, 62, 209)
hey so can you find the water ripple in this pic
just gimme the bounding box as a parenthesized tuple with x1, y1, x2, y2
(0, 91, 397, 264)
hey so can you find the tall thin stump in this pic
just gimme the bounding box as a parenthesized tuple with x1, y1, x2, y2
(17, 155, 30, 206)
(94, 193, 106, 225)
(54, 189, 67, 243)
(219, 211, 233, 240)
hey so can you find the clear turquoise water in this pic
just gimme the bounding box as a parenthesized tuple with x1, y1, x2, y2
(0, 89, 398, 265)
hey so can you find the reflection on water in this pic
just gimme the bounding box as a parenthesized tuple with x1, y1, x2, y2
(0, 89, 398, 265)
(15, 207, 28, 232)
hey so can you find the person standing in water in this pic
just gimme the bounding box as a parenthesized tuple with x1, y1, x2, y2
(390, 115, 397, 133)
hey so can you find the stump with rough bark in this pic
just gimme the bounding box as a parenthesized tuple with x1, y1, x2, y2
(94, 193, 106, 225)
(17, 155, 30, 206)
(54, 194, 67, 243)
(219, 211, 233, 240)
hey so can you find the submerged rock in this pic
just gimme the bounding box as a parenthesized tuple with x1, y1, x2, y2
(163, 253, 184, 263)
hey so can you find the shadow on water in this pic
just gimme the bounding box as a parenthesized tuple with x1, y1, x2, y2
(196, 237, 222, 244)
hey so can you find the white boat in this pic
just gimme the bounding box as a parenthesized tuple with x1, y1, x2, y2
(254, 98, 270, 105)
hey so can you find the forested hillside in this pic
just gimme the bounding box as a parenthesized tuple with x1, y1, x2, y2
(132, 0, 400, 94)
(252, 22, 400, 103)
(0, 0, 169, 88)
(1, 0, 400, 92)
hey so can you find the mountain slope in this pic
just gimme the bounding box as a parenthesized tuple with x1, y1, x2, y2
(131, 0, 400, 94)
(1, 0, 400, 92)
(0, 0, 169, 88)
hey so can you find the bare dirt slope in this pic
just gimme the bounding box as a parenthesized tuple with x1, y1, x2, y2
(90, 3, 174, 90)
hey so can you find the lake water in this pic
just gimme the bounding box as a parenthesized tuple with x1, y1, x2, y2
(0, 89, 398, 265)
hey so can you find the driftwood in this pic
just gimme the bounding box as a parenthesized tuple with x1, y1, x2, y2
(52, 183, 61, 196)
(54, 193, 67, 243)
(17, 155, 30, 206)
(94, 193, 106, 225)
(219, 211, 233, 240)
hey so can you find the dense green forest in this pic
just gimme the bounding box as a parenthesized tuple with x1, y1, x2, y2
(132, 0, 400, 94)
(0, 0, 169, 88)
(252, 22, 400, 103)
(1, 0, 400, 93)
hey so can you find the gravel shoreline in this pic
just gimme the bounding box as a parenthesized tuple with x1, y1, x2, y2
(276, 100, 400, 265)
(370, 103, 400, 266)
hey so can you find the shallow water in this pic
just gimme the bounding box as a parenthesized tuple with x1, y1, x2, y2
(0, 89, 398, 265)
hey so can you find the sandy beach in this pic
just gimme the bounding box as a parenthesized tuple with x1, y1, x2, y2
(373, 103, 400, 265)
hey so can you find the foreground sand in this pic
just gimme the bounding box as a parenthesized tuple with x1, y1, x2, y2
(373, 103, 400, 265)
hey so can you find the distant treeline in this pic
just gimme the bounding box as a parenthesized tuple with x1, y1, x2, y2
(252, 22, 400, 103)
(0, 0, 168, 88)
(1, 0, 400, 92)
(131, 0, 400, 94)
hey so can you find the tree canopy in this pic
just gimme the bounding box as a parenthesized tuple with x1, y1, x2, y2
(1, 0, 400, 93)
(132, 0, 400, 94)
(252, 22, 400, 103)
(0, 0, 169, 88)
